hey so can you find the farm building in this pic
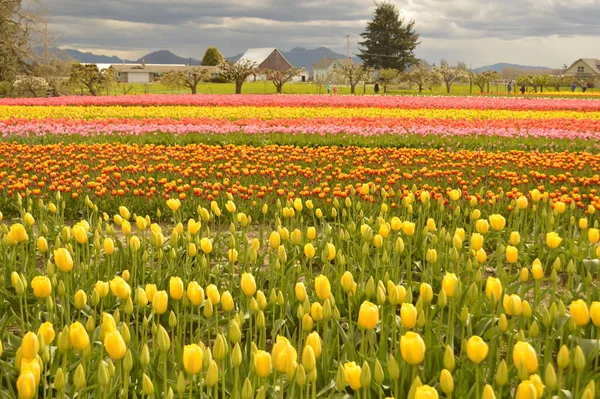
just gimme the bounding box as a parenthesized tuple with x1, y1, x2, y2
(237, 48, 306, 81)
(90, 63, 218, 83)
(564, 59, 600, 79)
(312, 58, 357, 81)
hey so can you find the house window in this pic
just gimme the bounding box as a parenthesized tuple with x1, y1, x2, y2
(577, 66, 584, 73)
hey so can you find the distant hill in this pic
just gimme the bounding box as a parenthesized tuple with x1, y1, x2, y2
(227, 47, 361, 72)
(136, 50, 200, 65)
(62, 49, 132, 64)
(473, 63, 554, 74)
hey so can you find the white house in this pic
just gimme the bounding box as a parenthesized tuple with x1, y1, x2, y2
(86, 63, 218, 83)
(312, 58, 357, 81)
(564, 59, 600, 79)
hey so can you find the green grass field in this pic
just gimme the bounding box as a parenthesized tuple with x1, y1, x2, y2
(110, 81, 599, 97)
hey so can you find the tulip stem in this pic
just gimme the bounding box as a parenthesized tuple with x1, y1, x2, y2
(475, 365, 480, 399)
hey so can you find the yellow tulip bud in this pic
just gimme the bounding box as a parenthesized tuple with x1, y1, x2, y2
(466, 335, 489, 364)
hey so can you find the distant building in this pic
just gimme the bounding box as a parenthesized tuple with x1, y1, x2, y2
(89, 63, 218, 83)
(312, 58, 357, 81)
(237, 48, 302, 81)
(564, 59, 600, 79)
(237, 48, 293, 71)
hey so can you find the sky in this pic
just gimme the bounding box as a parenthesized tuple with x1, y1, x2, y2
(43, 0, 600, 68)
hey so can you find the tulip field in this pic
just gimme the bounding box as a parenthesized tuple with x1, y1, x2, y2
(1, 94, 600, 399)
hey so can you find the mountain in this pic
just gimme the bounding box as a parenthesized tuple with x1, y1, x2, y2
(227, 47, 361, 72)
(136, 50, 200, 65)
(473, 63, 555, 74)
(62, 49, 132, 64)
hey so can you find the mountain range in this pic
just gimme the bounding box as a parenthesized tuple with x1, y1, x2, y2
(52, 47, 554, 74)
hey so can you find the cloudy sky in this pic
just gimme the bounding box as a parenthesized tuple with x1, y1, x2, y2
(45, 0, 600, 68)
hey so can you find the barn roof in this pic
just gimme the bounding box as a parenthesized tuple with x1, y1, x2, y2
(237, 48, 293, 68)
(313, 58, 357, 69)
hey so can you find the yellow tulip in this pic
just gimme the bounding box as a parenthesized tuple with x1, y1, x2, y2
(23, 212, 35, 226)
(426, 218, 436, 232)
(241, 273, 257, 297)
(513, 341, 538, 374)
(225, 200, 236, 213)
(7, 223, 28, 244)
(304, 243, 316, 259)
(509, 231, 521, 246)
(20, 332, 39, 360)
(415, 385, 439, 399)
(103, 238, 115, 255)
(38, 322, 55, 345)
(54, 248, 73, 272)
(200, 237, 213, 254)
(343, 361, 362, 390)
(470, 233, 484, 251)
(449, 189, 461, 201)
(402, 221, 415, 236)
(442, 273, 458, 298)
(532, 259, 544, 280)
(74, 289, 87, 310)
(73, 224, 87, 244)
(357, 301, 379, 330)
(295, 282, 307, 302)
(221, 291, 234, 312)
(104, 330, 127, 360)
(100, 313, 117, 341)
(545, 232, 562, 249)
(110, 276, 131, 300)
(570, 299, 590, 326)
(401, 303, 417, 329)
(306, 331, 322, 357)
(255, 350, 272, 377)
(152, 290, 168, 315)
(310, 302, 323, 321)
(506, 245, 518, 264)
(466, 336, 489, 364)
(31, 276, 52, 298)
(16, 371, 37, 399)
(341, 271, 356, 295)
(391, 217, 402, 231)
(482, 384, 496, 399)
(36, 237, 48, 253)
(269, 231, 281, 249)
(145, 284, 157, 302)
(183, 344, 203, 374)
(167, 198, 181, 211)
(206, 284, 220, 304)
(400, 332, 426, 365)
(591, 301, 600, 327)
(315, 275, 331, 301)
(516, 196, 528, 209)
(169, 277, 184, 300)
(476, 248, 487, 264)
(489, 214, 506, 231)
(272, 336, 297, 374)
(588, 228, 600, 244)
(228, 248, 238, 263)
(118, 206, 130, 220)
(515, 380, 537, 399)
(69, 321, 90, 351)
(475, 219, 489, 235)
(420, 283, 433, 304)
(553, 201, 566, 214)
(20, 358, 41, 384)
(504, 294, 523, 316)
(187, 218, 201, 235)
(187, 281, 204, 306)
(439, 369, 454, 395)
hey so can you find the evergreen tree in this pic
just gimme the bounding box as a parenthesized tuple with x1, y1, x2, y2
(358, 2, 420, 71)
(201, 47, 224, 66)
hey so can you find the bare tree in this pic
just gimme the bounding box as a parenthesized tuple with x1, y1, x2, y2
(68, 63, 114, 96)
(433, 64, 468, 93)
(333, 64, 370, 94)
(378, 68, 399, 93)
(264, 68, 301, 94)
(0, 0, 43, 91)
(404, 67, 439, 93)
(472, 71, 500, 93)
(161, 67, 211, 94)
(218, 59, 257, 94)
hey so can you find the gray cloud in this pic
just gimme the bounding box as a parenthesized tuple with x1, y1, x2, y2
(46, 0, 600, 67)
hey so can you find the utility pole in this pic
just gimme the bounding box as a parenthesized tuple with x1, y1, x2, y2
(346, 34, 350, 60)
(44, 20, 49, 65)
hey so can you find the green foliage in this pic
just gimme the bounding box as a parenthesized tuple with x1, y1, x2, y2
(68, 63, 114, 96)
(358, 2, 420, 71)
(472, 71, 501, 93)
(201, 47, 224, 66)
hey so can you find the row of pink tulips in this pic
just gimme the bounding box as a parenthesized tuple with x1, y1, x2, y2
(2, 94, 600, 111)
